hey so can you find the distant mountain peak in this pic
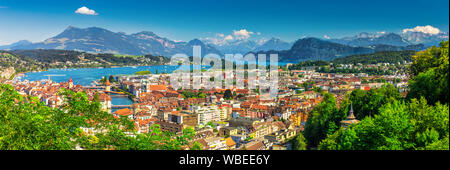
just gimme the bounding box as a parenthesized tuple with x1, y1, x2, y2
(134, 31, 156, 36)
(0, 40, 33, 50)
(252, 37, 293, 52)
(6, 26, 226, 57)
(188, 38, 204, 45)
(65, 26, 78, 30)
(15, 40, 32, 44)
(329, 32, 411, 47)
(297, 37, 325, 44)
(357, 32, 372, 38)
(267, 37, 282, 42)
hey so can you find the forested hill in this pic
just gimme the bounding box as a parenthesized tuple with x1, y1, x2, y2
(331, 50, 417, 64)
(288, 50, 417, 70)
(0, 49, 170, 73)
(0, 51, 44, 73)
(260, 38, 425, 62)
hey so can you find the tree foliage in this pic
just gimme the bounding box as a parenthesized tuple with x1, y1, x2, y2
(293, 133, 308, 150)
(319, 98, 449, 150)
(0, 84, 194, 150)
(224, 89, 233, 100)
(303, 92, 348, 147)
(332, 50, 416, 65)
(408, 41, 449, 105)
(180, 90, 206, 99)
(349, 84, 402, 119)
(314, 41, 449, 150)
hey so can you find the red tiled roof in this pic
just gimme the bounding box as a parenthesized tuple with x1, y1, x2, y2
(98, 93, 112, 101)
(148, 85, 168, 91)
(114, 108, 133, 116)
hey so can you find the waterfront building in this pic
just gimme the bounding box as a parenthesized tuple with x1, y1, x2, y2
(105, 79, 111, 91)
(98, 93, 112, 112)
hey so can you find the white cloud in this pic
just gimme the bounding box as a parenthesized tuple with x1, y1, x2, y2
(233, 29, 254, 40)
(224, 35, 233, 40)
(402, 25, 441, 35)
(323, 35, 330, 39)
(202, 29, 257, 45)
(75, 6, 98, 15)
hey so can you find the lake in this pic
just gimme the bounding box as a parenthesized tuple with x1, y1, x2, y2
(19, 62, 289, 108)
(20, 65, 182, 108)
(21, 65, 181, 86)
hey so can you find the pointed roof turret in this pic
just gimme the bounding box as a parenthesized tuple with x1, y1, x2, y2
(340, 103, 359, 127)
(69, 77, 73, 83)
(105, 79, 111, 86)
(347, 103, 356, 120)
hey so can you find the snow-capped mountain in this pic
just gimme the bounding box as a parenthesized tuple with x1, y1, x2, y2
(401, 31, 449, 46)
(207, 38, 293, 54)
(329, 32, 411, 47)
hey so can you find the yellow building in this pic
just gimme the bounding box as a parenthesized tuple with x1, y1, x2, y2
(290, 112, 302, 127)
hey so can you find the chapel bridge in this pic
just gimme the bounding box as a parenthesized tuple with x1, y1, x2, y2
(84, 86, 132, 109)
(84, 86, 126, 94)
(111, 105, 132, 109)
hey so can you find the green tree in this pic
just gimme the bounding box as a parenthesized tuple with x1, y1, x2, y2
(206, 121, 215, 128)
(293, 133, 308, 150)
(0, 84, 195, 150)
(303, 92, 346, 147)
(190, 141, 203, 150)
(197, 92, 206, 99)
(108, 75, 115, 83)
(224, 89, 233, 100)
(349, 84, 401, 119)
(408, 41, 449, 105)
(0, 85, 74, 149)
(319, 98, 449, 150)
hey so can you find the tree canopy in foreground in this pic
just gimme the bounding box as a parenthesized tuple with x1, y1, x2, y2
(303, 41, 449, 150)
(0, 84, 196, 150)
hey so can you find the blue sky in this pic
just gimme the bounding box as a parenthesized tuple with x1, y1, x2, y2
(0, 0, 448, 45)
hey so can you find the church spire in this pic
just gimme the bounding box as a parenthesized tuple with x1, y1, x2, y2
(340, 102, 359, 128)
(347, 103, 356, 120)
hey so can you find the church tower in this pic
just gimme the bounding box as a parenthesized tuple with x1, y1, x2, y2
(68, 77, 74, 88)
(340, 103, 359, 129)
(105, 79, 111, 91)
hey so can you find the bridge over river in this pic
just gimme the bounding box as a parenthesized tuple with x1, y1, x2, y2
(111, 105, 133, 109)
(84, 86, 133, 110)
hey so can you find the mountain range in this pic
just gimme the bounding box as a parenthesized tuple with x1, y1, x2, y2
(208, 38, 293, 54)
(2, 26, 222, 57)
(0, 40, 33, 50)
(254, 38, 426, 62)
(1, 26, 447, 62)
(328, 31, 448, 47)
